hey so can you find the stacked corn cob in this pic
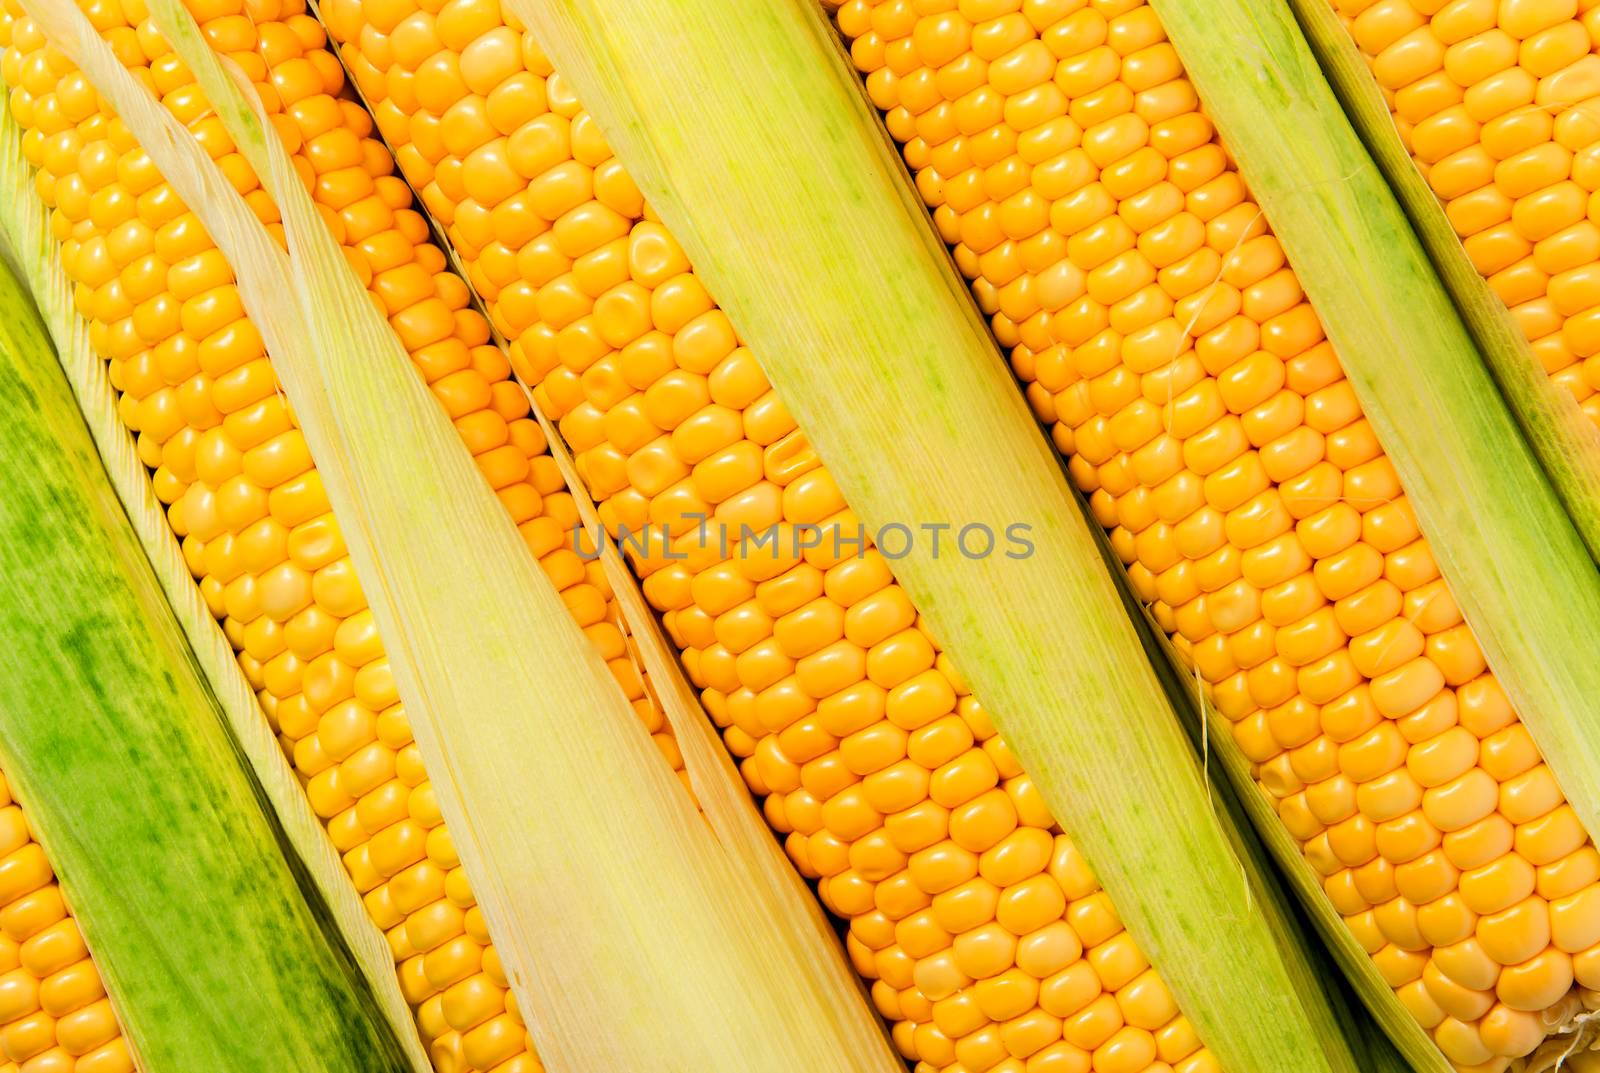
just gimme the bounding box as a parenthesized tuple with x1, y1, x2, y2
(0, 2, 694, 1070)
(1, 1, 1240, 1071)
(19, 0, 1600, 1069)
(1334, 0, 1600, 429)
(0, 773, 130, 1073)
(315, 3, 1247, 1072)
(819, 0, 1600, 1069)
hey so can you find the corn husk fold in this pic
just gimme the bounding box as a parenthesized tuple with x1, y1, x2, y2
(508, 3, 1370, 1072)
(19, 2, 906, 1070)
(0, 214, 412, 1073)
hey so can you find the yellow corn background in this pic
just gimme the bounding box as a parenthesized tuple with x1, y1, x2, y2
(17, 0, 1600, 1070)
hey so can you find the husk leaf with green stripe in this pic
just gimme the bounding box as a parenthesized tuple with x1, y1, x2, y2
(0, 84, 434, 1073)
(0, 217, 412, 1073)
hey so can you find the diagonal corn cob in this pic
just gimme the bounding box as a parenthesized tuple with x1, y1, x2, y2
(312, 1, 1362, 1071)
(1302, 0, 1600, 574)
(821, 0, 1600, 1068)
(0, 2, 688, 1069)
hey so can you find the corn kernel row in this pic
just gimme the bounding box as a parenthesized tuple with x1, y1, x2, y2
(0, 771, 133, 1073)
(318, 1, 1225, 1071)
(1337, 0, 1600, 428)
(0, 2, 686, 1070)
(827, 0, 1600, 1068)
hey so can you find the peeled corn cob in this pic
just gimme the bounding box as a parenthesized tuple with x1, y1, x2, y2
(0, 770, 133, 1073)
(1335, 0, 1600, 428)
(821, 0, 1600, 1068)
(308, 1, 1367, 1071)
(0, 2, 691, 1070)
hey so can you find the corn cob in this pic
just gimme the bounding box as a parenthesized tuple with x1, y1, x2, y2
(308, 1, 1347, 1070)
(814, 0, 1600, 1068)
(0, 770, 132, 1073)
(1332, 0, 1600, 429)
(0, 3, 690, 1070)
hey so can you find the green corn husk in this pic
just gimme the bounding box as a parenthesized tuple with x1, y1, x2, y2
(0, 230, 412, 1072)
(1287, 0, 1600, 570)
(0, 84, 433, 1073)
(503, 2, 1374, 1072)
